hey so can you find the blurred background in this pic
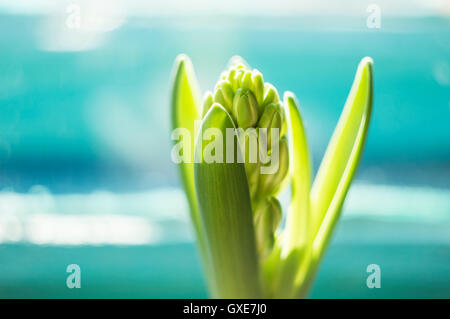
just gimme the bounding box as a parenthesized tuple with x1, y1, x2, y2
(0, 0, 449, 298)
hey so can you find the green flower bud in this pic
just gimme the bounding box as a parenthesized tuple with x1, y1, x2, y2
(227, 69, 237, 88)
(233, 69, 245, 91)
(219, 71, 228, 81)
(206, 60, 290, 260)
(232, 88, 259, 129)
(251, 69, 264, 107)
(214, 89, 227, 112)
(257, 102, 283, 149)
(240, 70, 253, 91)
(247, 163, 260, 199)
(263, 83, 280, 106)
(202, 91, 214, 117)
(259, 136, 289, 196)
(279, 106, 287, 137)
(239, 131, 260, 199)
(254, 197, 282, 258)
(214, 81, 234, 113)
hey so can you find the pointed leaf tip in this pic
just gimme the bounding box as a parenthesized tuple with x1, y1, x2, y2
(283, 91, 311, 253)
(170, 54, 212, 287)
(310, 57, 373, 261)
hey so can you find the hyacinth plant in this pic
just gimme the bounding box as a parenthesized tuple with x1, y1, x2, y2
(170, 54, 373, 298)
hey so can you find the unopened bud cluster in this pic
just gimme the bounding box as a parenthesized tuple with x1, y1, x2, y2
(202, 61, 289, 259)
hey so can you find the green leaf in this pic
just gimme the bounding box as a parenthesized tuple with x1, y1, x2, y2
(310, 57, 373, 261)
(194, 104, 262, 298)
(283, 92, 312, 254)
(269, 92, 312, 298)
(170, 54, 210, 283)
(171, 54, 201, 226)
(270, 93, 312, 298)
(261, 235, 282, 297)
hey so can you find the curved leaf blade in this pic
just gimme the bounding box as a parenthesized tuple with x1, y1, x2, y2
(170, 54, 211, 279)
(310, 57, 373, 260)
(274, 92, 311, 298)
(271, 92, 312, 298)
(283, 92, 312, 254)
(194, 104, 262, 298)
(171, 53, 201, 217)
(171, 54, 202, 227)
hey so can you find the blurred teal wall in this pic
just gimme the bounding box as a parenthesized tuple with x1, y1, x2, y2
(0, 15, 448, 192)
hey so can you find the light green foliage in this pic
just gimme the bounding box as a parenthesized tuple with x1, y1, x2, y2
(195, 104, 262, 298)
(170, 54, 373, 298)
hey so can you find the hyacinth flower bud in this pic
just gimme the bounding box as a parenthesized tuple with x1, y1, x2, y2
(240, 70, 253, 91)
(213, 88, 227, 113)
(254, 197, 282, 259)
(202, 91, 214, 117)
(227, 69, 237, 88)
(219, 71, 228, 81)
(239, 130, 260, 199)
(232, 69, 245, 91)
(214, 80, 234, 113)
(259, 136, 289, 196)
(263, 83, 280, 106)
(251, 69, 265, 107)
(257, 102, 283, 149)
(232, 88, 259, 129)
